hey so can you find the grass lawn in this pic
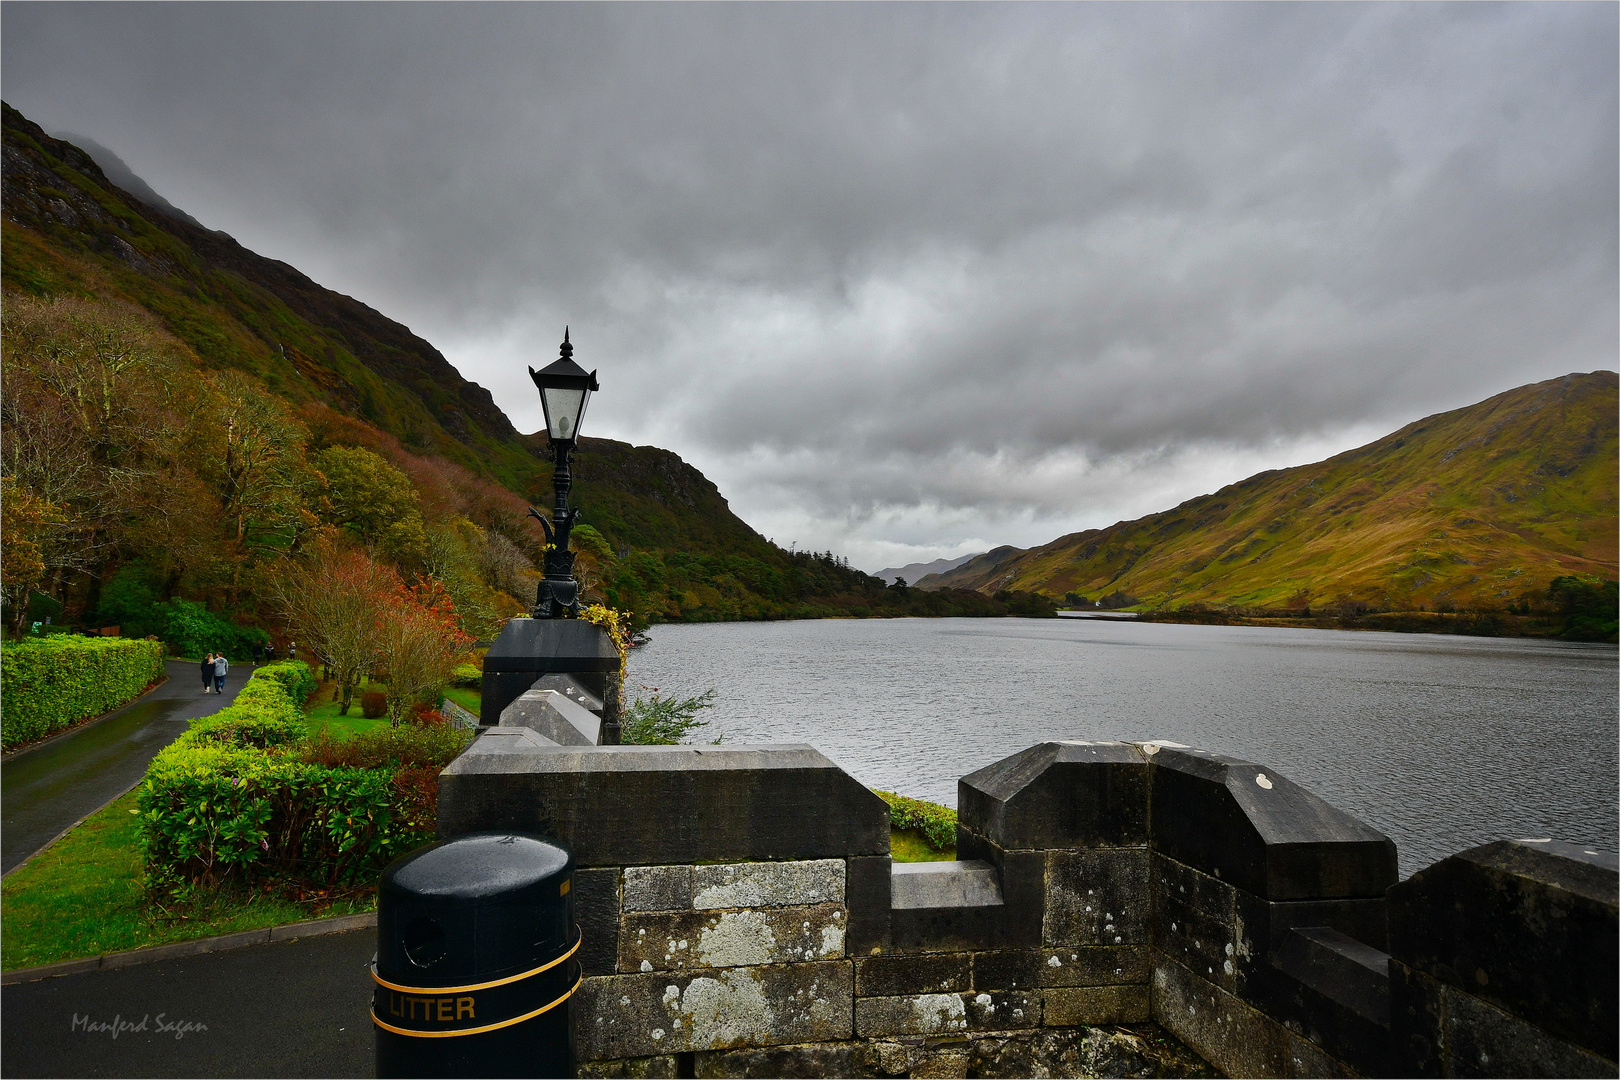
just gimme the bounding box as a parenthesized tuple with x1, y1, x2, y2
(441, 685, 480, 715)
(0, 790, 372, 971)
(302, 678, 390, 739)
(891, 828, 956, 862)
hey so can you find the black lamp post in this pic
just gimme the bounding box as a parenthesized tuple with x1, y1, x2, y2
(528, 328, 600, 618)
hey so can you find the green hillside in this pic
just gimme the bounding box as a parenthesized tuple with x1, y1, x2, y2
(1, 101, 1042, 630)
(923, 373, 1618, 619)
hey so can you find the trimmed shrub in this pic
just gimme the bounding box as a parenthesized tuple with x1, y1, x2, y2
(875, 790, 958, 851)
(450, 662, 481, 688)
(360, 691, 387, 719)
(250, 659, 318, 706)
(139, 664, 472, 895)
(1, 636, 165, 748)
(298, 725, 470, 771)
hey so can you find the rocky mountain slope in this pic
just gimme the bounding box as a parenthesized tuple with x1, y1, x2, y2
(2, 102, 1041, 625)
(920, 372, 1618, 613)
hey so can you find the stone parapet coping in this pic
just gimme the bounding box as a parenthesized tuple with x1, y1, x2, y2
(0, 911, 376, 985)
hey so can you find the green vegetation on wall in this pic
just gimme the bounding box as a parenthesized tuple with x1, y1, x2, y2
(0, 636, 165, 748)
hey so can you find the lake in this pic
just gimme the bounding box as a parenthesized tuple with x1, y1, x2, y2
(625, 617, 1618, 876)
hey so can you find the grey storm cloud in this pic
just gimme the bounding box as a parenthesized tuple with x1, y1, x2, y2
(3, 2, 1615, 568)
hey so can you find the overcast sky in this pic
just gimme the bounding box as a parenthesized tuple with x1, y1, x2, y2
(4, 3, 1615, 571)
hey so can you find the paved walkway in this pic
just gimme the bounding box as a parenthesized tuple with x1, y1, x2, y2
(2, 659, 254, 874)
(1, 930, 373, 1078)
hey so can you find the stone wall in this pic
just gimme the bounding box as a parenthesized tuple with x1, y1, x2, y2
(436, 734, 1619, 1078)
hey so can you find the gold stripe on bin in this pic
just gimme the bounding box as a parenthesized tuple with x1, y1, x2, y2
(371, 973, 581, 1039)
(371, 931, 580, 994)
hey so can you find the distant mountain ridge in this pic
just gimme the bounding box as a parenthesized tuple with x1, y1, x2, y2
(919, 373, 1618, 612)
(873, 553, 982, 585)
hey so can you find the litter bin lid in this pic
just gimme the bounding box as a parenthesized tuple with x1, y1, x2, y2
(382, 834, 570, 907)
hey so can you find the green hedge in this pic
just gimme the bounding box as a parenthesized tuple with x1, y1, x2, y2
(1, 637, 166, 749)
(139, 662, 469, 894)
(875, 790, 958, 851)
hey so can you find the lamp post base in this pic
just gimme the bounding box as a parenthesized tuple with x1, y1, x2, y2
(534, 578, 581, 619)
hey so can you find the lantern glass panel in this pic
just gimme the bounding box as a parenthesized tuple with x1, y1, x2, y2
(543, 387, 589, 441)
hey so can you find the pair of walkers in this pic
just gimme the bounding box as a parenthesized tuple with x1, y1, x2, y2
(199, 651, 229, 694)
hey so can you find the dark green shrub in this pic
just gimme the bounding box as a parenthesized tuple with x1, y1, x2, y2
(360, 691, 387, 719)
(450, 663, 481, 688)
(1549, 575, 1619, 642)
(875, 790, 958, 851)
(621, 689, 716, 744)
(154, 599, 269, 661)
(95, 565, 165, 637)
(1, 637, 165, 748)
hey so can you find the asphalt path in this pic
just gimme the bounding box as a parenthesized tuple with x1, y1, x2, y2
(1, 930, 375, 1078)
(2, 659, 254, 875)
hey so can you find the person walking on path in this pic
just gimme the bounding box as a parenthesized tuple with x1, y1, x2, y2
(201, 652, 215, 694)
(213, 653, 229, 694)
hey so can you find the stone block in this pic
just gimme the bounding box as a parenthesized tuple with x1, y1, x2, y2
(1285, 1035, 1356, 1080)
(619, 905, 846, 972)
(1232, 887, 1390, 958)
(853, 993, 970, 1037)
(846, 856, 892, 954)
(1444, 982, 1617, 1079)
(501, 687, 601, 746)
(959, 741, 1149, 849)
(438, 743, 891, 866)
(1387, 839, 1618, 1062)
(972, 945, 1149, 990)
(1153, 852, 1237, 923)
(855, 952, 971, 996)
(909, 1047, 970, 1079)
(694, 1042, 884, 1079)
(482, 617, 620, 724)
(1152, 956, 1291, 1079)
(1044, 984, 1149, 1025)
(1044, 848, 1151, 947)
(572, 961, 852, 1061)
(1154, 869, 1239, 994)
(969, 1028, 1218, 1079)
(1237, 932, 1398, 1078)
(693, 859, 845, 909)
(963, 989, 1040, 1029)
(890, 861, 1001, 909)
(577, 1056, 680, 1079)
(576, 866, 623, 976)
(624, 865, 693, 912)
(1388, 959, 1446, 1079)
(955, 833, 1043, 947)
(1147, 746, 1397, 901)
(891, 904, 1007, 954)
(531, 672, 605, 713)
(458, 726, 560, 756)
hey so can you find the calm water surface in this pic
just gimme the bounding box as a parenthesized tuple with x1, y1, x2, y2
(626, 618, 1618, 876)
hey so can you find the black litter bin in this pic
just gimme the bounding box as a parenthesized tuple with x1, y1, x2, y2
(373, 833, 579, 1078)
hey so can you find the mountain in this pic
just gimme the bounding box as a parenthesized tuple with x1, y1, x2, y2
(872, 553, 981, 586)
(1, 101, 1044, 626)
(920, 373, 1618, 614)
(55, 133, 207, 230)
